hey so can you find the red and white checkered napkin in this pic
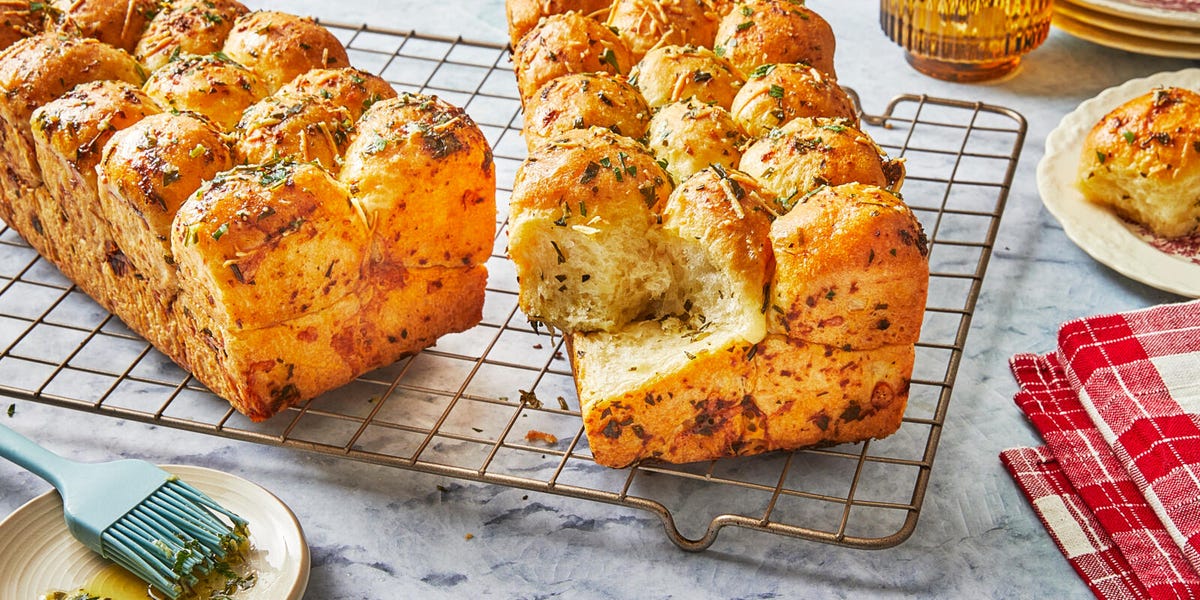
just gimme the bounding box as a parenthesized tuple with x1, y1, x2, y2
(1002, 299, 1200, 599)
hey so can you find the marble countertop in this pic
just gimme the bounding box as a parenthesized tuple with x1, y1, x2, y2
(1, 1, 1196, 598)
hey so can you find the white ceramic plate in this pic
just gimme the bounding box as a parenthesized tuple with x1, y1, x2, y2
(1037, 68, 1200, 298)
(1052, 11, 1200, 58)
(1070, 0, 1200, 27)
(1057, 0, 1200, 43)
(0, 465, 309, 600)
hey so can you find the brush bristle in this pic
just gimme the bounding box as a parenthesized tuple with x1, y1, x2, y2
(102, 479, 247, 598)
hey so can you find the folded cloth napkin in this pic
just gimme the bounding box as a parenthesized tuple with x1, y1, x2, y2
(1002, 299, 1200, 599)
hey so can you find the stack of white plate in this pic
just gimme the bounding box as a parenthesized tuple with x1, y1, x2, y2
(1054, 0, 1200, 59)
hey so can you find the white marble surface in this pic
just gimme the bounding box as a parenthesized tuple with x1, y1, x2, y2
(1, 1, 1197, 598)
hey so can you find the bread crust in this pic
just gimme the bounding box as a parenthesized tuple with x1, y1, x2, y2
(512, 11, 632, 102)
(505, 0, 613, 47)
(647, 98, 747, 184)
(606, 0, 726, 62)
(523, 71, 651, 152)
(629, 44, 743, 109)
(714, 0, 835, 77)
(769, 183, 928, 350)
(135, 0, 249, 72)
(222, 10, 349, 92)
(48, 0, 159, 53)
(1078, 86, 1200, 239)
(739, 117, 902, 204)
(730, 62, 855, 137)
(143, 53, 268, 131)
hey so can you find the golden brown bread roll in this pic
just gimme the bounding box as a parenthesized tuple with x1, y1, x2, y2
(512, 11, 632, 102)
(339, 93, 496, 268)
(606, 0, 727, 62)
(628, 44, 743, 109)
(505, 0, 613, 47)
(135, 0, 249, 72)
(1078, 86, 1200, 239)
(508, 127, 675, 332)
(143, 53, 269, 131)
(739, 117, 903, 205)
(172, 160, 368, 331)
(48, 0, 158, 53)
(523, 71, 651, 151)
(768, 183, 928, 349)
(730, 62, 856, 137)
(222, 10, 350, 92)
(280, 67, 397, 121)
(29, 81, 159, 270)
(0, 1, 44, 51)
(714, 0, 835, 77)
(646, 98, 747, 185)
(98, 112, 235, 293)
(236, 92, 355, 170)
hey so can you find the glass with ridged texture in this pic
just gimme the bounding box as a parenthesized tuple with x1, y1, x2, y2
(880, 0, 1054, 82)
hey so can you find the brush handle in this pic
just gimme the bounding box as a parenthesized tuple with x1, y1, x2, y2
(0, 422, 85, 493)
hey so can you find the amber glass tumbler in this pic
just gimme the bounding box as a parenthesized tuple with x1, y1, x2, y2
(880, 0, 1054, 82)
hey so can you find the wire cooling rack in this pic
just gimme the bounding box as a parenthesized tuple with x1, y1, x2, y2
(0, 23, 1026, 551)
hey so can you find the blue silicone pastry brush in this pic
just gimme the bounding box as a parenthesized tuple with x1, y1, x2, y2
(0, 423, 247, 598)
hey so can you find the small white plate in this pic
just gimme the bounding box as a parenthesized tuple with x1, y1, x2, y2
(1056, 0, 1200, 43)
(1037, 68, 1200, 298)
(1070, 0, 1200, 28)
(1052, 10, 1200, 58)
(0, 464, 309, 599)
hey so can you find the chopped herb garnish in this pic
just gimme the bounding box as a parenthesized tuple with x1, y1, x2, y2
(750, 64, 776, 79)
(549, 240, 566, 264)
(599, 47, 620, 72)
(365, 134, 388, 154)
(768, 84, 785, 99)
(189, 143, 207, 158)
(211, 222, 230, 240)
(1095, 150, 1106, 164)
(1122, 130, 1135, 144)
(692, 71, 712, 83)
(6, 403, 13, 418)
(580, 161, 601, 184)
(229, 262, 246, 283)
(162, 166, 180, 187)
(736, 21, 754, 31)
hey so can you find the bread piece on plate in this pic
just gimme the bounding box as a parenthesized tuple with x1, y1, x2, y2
(236, 92, 355, 170)
(339, 93, 496, 269)
(740, 117, 903, 206)
(512, 11, 632, 102)
(1078, 86, 1200, 239)
(48, 0, 159, 53)
(647, 99, 747, 185)
(769, 183, 928, 349)
(98, 112, 236, 295)
(0, 34, 144, 253)
(730, 63, 856, 137)
(506, 0, 614, 48)
(629, 44, 744, 110)
(523, 72, 651, 151)
(222, 10, 349, 92)
(136, 0, 250, 72)
(714, 0, 836, 77)
(508, 127, 675, 332)
(143, 53, 269, 131)
(606, 0, 727, 62)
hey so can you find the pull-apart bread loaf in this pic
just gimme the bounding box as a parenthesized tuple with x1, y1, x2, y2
(1077, 86, 1200, 239)
(0, 2, 495, 420)
(507, 0, 927, 467)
